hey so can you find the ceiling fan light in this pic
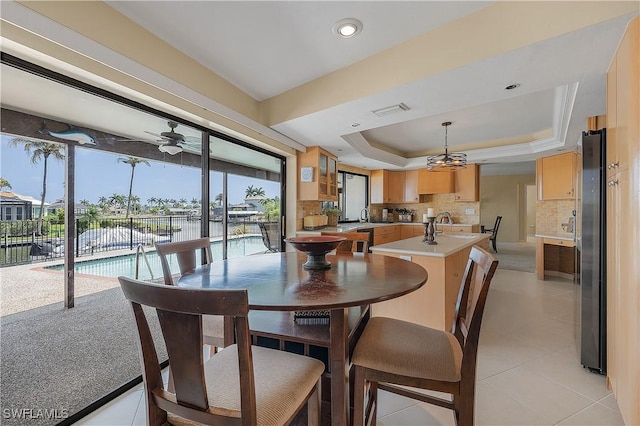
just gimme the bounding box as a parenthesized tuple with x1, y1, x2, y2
(158, 144, 183, 155)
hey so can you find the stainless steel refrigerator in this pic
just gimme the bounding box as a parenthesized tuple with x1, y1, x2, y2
(579, 129, 606, 374)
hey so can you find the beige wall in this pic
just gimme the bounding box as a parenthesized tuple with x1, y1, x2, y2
(480, 174, 536, 243)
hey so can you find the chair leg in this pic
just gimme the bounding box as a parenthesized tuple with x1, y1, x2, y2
(369, 381, 378, 426)
(491, 238, 497, 253)
(307, 382, 321, 426)
(353, 366, 366, 426)
(453, 392, 474, 426)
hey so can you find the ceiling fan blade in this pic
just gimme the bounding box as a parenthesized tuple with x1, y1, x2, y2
(144, 130, 167, 139)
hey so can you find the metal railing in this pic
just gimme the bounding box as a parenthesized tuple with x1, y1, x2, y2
(0, 215, 270, 267)
(134, 244, 154, 280)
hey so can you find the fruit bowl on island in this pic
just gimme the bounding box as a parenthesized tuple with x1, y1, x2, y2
(284, 236, 346, 270)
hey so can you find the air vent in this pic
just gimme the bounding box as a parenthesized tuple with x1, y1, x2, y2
(372, 103, 410, 117)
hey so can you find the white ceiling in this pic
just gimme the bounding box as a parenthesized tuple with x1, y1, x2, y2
(1, 1, 638, 173)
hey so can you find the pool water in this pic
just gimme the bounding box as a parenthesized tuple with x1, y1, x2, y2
(47, 236, 267, 280)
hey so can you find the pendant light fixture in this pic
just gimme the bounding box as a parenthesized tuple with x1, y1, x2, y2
(426, 121, 467, 171)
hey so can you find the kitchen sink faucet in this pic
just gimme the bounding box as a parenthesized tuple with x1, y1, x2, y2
(434, 212, 452, 233)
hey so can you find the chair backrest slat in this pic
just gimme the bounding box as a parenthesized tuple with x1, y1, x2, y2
(451, 246, 498, 350)
(491, 216, 502, 239)
(155, 237, 213, 285)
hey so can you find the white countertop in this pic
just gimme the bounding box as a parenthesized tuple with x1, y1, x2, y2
(297, 222, 478, 235)
(535, 233, 575, 241)
(370, 233, 490, 258)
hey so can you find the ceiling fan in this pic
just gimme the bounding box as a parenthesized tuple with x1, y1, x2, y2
(145, 121, 189, 155)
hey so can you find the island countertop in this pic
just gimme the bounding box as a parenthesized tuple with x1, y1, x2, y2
(370, 233, 490, 258)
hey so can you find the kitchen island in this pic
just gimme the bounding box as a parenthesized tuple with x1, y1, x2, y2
(370, 233, 490, 330)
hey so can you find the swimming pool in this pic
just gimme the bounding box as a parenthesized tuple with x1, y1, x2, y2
(47, 236, 268, 280)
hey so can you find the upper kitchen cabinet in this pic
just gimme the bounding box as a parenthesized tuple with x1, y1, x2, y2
(403, 169, 421, 203)
(298, 146, 338, 201)
(454, 164, 480, 201)
(537, 152, 577, 200)
(371, 170, 404, 204)
(417, 169, 454, 194)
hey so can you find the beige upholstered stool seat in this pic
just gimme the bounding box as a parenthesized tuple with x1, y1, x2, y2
(352, 317, 463, 382)
(170, 345, 324, 426)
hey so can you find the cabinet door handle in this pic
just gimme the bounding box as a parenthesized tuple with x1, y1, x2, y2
(608, 161, 619, 169)
(608, 180, 619, 187)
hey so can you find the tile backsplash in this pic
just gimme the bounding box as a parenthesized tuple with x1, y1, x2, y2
(372, 193, 480, 224)
(536, 199, 575, 234)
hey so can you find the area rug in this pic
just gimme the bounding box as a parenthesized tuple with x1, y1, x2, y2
(0, 287, 167, 426)
(493, 242, 536, 273)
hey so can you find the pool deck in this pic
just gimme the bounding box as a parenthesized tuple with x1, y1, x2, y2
(0, 248, 138, 317)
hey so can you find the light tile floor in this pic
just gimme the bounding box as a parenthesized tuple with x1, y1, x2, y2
(76, 269, 623, 425)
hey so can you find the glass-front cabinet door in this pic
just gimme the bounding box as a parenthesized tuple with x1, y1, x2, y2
(329, 156, 337, 197)
(319, 152, 328, 197)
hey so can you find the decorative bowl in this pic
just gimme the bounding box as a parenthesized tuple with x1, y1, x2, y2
(284, 236, 346, 270)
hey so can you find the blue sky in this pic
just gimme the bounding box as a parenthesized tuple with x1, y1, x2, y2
(1, 135, 280, 205)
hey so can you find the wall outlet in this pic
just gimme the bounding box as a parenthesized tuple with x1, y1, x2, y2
(465, 208, 475, 215)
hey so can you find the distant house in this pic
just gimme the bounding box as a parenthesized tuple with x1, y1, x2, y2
(48, 198, 91, 216)
(211, 201, 261, 222)
(0, 191, 48, 221)
(244, 196, 266, 213)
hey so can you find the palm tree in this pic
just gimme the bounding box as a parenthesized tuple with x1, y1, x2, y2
(215, 193, 224, 206)
(147, 196, 157, 207)
(0, 177, 11, 191)
(80, 199, 90, 206)
(109, 193, 126, 209)
(179, 198, 187, 208)
(117, 156, 150, 218)
(10, 139, 65, 234)
(245, 185, 265, 198)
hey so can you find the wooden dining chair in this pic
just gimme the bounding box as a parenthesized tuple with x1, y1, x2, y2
(119, 276, 324, 426)
(481, 216, 502, 253)
(155, 238, 224, 351)
(320, 231, 370, 253)
(351, 246, 499, 426)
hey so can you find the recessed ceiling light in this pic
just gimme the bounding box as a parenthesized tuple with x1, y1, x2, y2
(505, 83, 521, 90)
(333, 18, 363, 38)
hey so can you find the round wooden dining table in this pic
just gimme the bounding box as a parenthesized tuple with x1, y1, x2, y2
(178, 251, 428, 426)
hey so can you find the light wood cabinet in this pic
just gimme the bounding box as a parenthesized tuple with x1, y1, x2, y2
(371, 170, 404, 204)
(454, 164, 480, 201)
(438, 224, 480, 233)
(417, 169, 454, 194)
(605, 17, 639, 425)
(373, 225, 401, 245)
(400, 224, 423, 240)
(403, 170, 420, 203)
(298, 146, 338, 201)
(538, 152, 577, 200)
(372, 245, 471, 330)
(606, 55, 618, 180)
